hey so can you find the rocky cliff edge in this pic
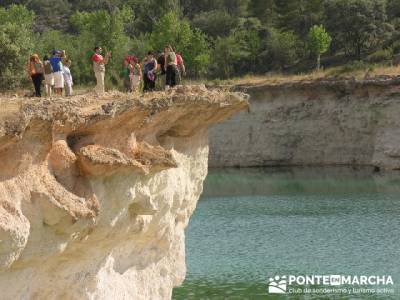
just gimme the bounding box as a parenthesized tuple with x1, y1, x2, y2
(0, 85, 248, 299)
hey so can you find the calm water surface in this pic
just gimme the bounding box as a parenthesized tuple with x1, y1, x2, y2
(173, 167, 400, 300)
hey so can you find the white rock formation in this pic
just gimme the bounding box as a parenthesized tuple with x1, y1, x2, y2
(0, 86, 247, 299)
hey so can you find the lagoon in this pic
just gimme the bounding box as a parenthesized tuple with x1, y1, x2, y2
(173, 167, 400, 299)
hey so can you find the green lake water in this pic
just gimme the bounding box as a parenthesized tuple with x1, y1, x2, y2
(173, 167, 400, 300)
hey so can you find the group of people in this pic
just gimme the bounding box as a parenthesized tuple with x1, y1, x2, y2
(118, 45, 186, 94)
(27, 50, 73, 97)
(28, 45, 186, 97)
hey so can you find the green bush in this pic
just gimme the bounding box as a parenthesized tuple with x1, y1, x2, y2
(264, 29, 300, 70)
(0, 5, 35, 90)
(366, 49, 393, 63)
(327, 60, 369, 76)
(192, 10, 238, 38)
(391, 41, 400, 54)
(209, 35, 242, 79)
(308, 25, 332, 70)
(70, 7, 133, 85)
(150, 11, 210, 77)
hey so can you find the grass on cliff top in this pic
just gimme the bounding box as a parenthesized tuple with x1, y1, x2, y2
(205, 63, 400, 87)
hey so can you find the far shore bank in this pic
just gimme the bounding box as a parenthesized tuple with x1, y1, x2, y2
(208, 74, 400, 171)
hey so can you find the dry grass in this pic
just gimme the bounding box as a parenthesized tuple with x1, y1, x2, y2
(0, 85, 101, 124)
(206, 64, 400, 87)
(364, 65, 400, 77)
(212, 72, 326, 86)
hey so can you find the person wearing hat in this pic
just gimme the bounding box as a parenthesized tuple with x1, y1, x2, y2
(50, 50, 66, 96)
(92, 46, 111, 96)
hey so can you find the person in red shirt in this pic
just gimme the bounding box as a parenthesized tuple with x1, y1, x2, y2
(173, 47, 186, 85)
(176, 52, 186, 76)
(92, 46, 111, 96)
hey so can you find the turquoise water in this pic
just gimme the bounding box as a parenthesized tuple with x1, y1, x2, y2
(173, 168, 400, 300)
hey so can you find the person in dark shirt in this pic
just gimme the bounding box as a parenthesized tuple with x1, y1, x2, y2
(27, 54, 44, 97)
(143, 51, 157, 92)
(156, 52, 166, 90)
(157, 52, 166, 75)
(164, 46, 178, 89)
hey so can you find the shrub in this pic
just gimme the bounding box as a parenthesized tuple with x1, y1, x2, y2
(192, 10, 238, 38)
(308, 25, 332, 70)
(209, 35, 242, 79)
(150, 11, 210, 77)
(263, 29, 300, 70)
(0, 5, 35, 90)
(70, 7, 133, 85)
(391, 41, 400, 54)
(367, 49, 393, 63)
(327, 60, 368, 76)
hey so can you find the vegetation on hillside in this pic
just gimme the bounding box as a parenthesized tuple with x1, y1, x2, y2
(1, 0, 400, 90)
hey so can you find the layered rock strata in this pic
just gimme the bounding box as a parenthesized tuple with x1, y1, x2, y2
(209, 77, 400, 170)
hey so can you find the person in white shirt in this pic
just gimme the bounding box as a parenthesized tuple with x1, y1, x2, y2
(63, 60, 73, 97)
(43, 55, 54, 97)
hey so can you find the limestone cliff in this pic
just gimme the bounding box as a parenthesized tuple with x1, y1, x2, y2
(0, 86, 247, 300)
(209, 77, 400, 170)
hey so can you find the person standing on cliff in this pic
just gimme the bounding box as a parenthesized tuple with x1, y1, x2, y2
(173, 47, 186, 84)
(156, 51, 166, 90)
(63, 59, 73, 97)
(143, 51, 158, 92)
(50, 50, 66, 96)
(43, 55, 54, 98)
(27, 54, 44, 97)
(92, 46, 111, 96)
(164, 46, 178, 89)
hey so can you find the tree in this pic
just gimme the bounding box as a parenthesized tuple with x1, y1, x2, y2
(248, 0, 276, 25)
(325, 0, 390, 59)
(223, 0, 250, 17)
(209, 18, 263, 78)
(275, 0, 325, 38)
(70, 7, 133, 85)
(27, 0, 72, 32)
(262, 29, 300, 70)
(308, 25, 332, 70)
(150, 11, 210, 76)
(124, 0, 181, 35)
(0, 5, 35, 90)
(387, 0, 400, 19)
(231, 18, 263, 73)
(192, 10, 238, 38)
(210, 35, 242, 78)
(68, 0, 124, 12)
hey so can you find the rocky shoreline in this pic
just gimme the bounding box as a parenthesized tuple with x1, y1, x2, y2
(209, 76, 400, 170)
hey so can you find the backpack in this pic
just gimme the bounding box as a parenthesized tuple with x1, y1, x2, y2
(44, 61, 53, 74)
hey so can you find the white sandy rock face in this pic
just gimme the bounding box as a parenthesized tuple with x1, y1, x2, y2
(0, 86, 248, 300)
